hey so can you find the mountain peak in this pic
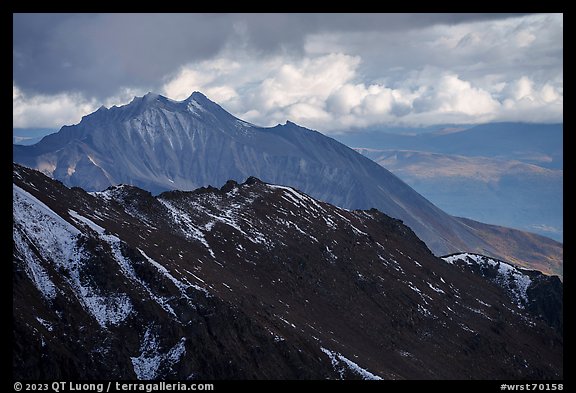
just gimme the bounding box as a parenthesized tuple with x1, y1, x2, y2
(142, 92, 160, 102)
(187, 91, 208, 101)
(92, 91, 234, 125)
(244, 176, 264, 186)
(183, 91, 228, 117)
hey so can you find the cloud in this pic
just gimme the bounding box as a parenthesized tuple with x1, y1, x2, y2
(412, 74, 499, 116)
(13, 13, 533, 100)
(13, 85, 98, 128)
(13, 13, 233, 99)
(158, 52, 562, 131)
(12, 85, 145, 128)
(13, 13, 562, 130)
(13, 50, 562, 131)
(304, 14, 562, 87)
(498, 77, 563, 123)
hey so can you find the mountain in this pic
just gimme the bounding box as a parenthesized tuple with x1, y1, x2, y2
(453, 217, 563, 278)
(13, 128, 58, 146)
(13, 164, 562, 379)
(13, 92, 562, 274)
(441, 253, 562, 335)
(354, 149, 563, 242)
(334, 122, 563, 170)
(13, 135, 44, 145)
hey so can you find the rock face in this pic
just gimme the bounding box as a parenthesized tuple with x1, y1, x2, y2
(13, 164, 562, 380)
(441, 253, 563, 335)
(13, 92, 562, 271)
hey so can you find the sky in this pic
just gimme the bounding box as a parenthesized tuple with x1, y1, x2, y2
(13, 13, 563, 133)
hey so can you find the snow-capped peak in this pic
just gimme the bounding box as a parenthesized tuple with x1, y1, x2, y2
(186, 91, 208, 102)
(142, 92, 160, 102)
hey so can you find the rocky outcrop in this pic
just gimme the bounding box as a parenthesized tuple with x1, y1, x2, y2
(13, 164, 562, 379)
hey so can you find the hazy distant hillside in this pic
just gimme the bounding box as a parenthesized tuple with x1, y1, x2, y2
(356, 149, 563, 242)
(13, 128, 58, 145)
(335, 123, 563, 169)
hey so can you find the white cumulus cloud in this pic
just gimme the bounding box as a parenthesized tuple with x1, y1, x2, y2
(13, 86, 98, 128)
(157, 51, 562, 131)
(15, 50, 563, 132)
(14, 13, 562, 132)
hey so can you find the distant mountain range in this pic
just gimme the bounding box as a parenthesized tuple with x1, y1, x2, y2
(13, 127, 58, 146)
(12, 92, 562, 276)
(13, 164, 562, 379)
(335, 122, 563, 170)
(355, 149, 563, 242)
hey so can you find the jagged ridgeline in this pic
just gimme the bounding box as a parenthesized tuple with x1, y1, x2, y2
(13, 164, 562, 379)
(13, 92, 562, 275)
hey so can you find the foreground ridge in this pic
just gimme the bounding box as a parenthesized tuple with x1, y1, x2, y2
(13, 164, 562, 379)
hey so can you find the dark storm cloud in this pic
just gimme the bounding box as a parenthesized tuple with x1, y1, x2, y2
(13, 13, 529, 99)
(13, 13, 232, 97)
(215, 13, 530, 52)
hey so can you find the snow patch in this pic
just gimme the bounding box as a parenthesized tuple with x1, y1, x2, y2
(276, 315, 296, 328)
(427, 282, 445, 294)
(159, 199, 216, 258)
(102, 234, 178, 318)
(266, 327, 285, 342)
(417, 304, 433, 317)
(442, 253, 533, 307)
(68, 210, 105, 234)
(320, 347, 382, 380)
(187, 99, 206, 115)
(276, 218, 319, 242)
(36, 317, 54, 331)
(407, 282, 422, 294)
(14, 185, 132, 327)
(459, 323, 476, 333)
(325, 246, 337, 261)
(477, 298, 492, 307)
(13, 229, 57, 300)
(131, 327, 186, 380)
(138, 248, 210, 297)
(83, 293, 133, 328)
(268, 184, 326, 213)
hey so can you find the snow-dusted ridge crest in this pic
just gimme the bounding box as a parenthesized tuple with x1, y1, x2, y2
(442, 252, 535, 308)
(13, 164, 563, 380)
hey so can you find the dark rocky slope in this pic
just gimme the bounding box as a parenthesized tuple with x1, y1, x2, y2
(13, 164, 562, 379)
